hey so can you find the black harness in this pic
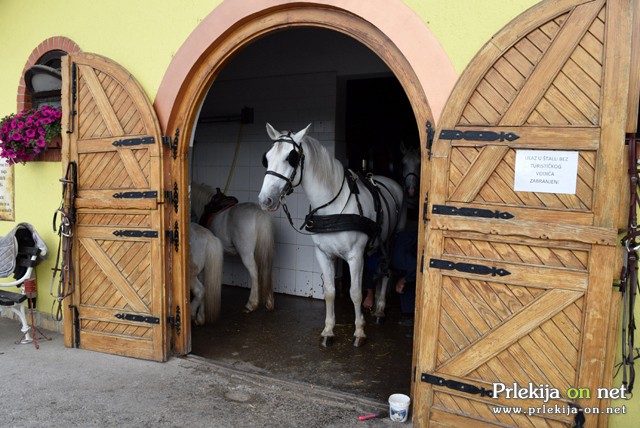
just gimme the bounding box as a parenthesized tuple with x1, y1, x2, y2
(263, 134, 399, 250)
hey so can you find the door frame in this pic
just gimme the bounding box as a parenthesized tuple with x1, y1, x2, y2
(153, 0, 457, 357)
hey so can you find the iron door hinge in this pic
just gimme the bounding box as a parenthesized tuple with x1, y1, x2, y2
(163, 128, 179, 160)
(439, 129, 520, 142)
(166, 221, 179, 252)
(430, 258, 511, 277)
(421, 373, 494, 398)
(422, 192, 429, 222)
(112, 230, 159, 238)
(432, 204, 514, 220)
(426, 121, 435, 159)
(115, 313, 160, 324)
(112, 136, 155, 147)
(165, 182, 179, 213)
(113, 191, 158, 199)
(69, 304, 80, 348)
(66, 62, 77, 134)
(174, 305, 181, 336)
(420, 252, 424, 273)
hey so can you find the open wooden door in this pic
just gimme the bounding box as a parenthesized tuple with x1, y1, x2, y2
(415, 0, 632, 426)
(61, 53, 168, 361)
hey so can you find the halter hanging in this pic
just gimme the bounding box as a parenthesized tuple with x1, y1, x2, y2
(50, 161, 77, 322)
(263, 132, 305, 202)
(618, 132, 640, 394)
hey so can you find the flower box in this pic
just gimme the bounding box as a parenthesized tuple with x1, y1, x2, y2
(0, 105, 62, 165)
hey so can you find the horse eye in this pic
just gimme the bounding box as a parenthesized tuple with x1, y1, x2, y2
(262, 152, 268, 168)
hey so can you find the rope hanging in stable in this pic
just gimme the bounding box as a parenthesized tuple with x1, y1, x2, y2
(50, 161, 77, 321)
(618, 133, 640, 394)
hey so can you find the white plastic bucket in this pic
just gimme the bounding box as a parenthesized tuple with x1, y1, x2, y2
(388, 393, 411, 422)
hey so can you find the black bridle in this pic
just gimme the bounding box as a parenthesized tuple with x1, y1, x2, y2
(263, 132, 305, 203)
(403, 172, 419, 188)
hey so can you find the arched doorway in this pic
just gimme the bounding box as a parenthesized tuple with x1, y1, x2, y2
(154, 0, 457, 360)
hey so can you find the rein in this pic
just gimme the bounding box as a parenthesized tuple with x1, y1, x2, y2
(50, 161, 77, 321)
(618, 132, 640, 394)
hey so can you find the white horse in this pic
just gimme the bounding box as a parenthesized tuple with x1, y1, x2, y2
(258, 123, 405, 347)
(191, 182, 275, 313)
(189, 223, 224, 325)
(400, 142, 420, 199)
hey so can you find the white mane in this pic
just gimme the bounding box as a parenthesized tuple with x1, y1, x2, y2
(301, 135, 343, 187)
(190, 182, 216, 219)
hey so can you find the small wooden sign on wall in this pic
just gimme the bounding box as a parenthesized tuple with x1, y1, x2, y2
(0, 159, 15, 221)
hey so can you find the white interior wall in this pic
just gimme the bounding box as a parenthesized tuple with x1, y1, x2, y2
(191, 28, 392, 299)
(192, 72, 336, 299)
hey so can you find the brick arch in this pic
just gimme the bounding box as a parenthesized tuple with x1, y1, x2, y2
(17, 37, 80, 161)
(17, 36, 81, 112)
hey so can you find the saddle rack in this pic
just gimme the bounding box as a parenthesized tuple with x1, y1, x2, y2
(0, 223, 48, 344)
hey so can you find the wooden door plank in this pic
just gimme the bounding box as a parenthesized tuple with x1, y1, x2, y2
(79, 64, 125, 136)
(575, 245, 616, 414)
(449, 146, 509, 202)
(592, 0, 633, 228)
(438, 288, 582, 376)
(80, 237, 149, 313)
(119, 149, 150, 188)
(430, 216, 617, 245)
(500, 0, 605, 125)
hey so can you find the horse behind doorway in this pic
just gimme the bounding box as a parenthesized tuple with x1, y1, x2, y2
(191, 182, 275, 313)
(189, 223, 224, 325)
(258, 123, 405, 347)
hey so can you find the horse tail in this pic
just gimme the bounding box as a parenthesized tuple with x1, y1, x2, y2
(204, 232, 224, 323)
(254, 210, 275, 309)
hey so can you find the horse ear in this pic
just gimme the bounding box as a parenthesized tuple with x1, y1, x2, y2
(266, 123, 279, 141)
(292, 123, 312, 143)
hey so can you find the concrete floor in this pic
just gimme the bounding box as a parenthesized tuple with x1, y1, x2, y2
(0, 315, 402, 427)
(191, 284, 414, 402)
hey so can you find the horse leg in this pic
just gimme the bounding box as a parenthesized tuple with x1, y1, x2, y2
(190, 272, 205, 326)
(315, 248, 336, 347)
(347, 255, 367, 347)
(238, 251, 260, 313)
(373, 274, 389, 323)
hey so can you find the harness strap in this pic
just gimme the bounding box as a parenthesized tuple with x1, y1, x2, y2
(50, 162, 77, 321)
(618, 132, 640, 393)
(303, 214, 380, 238)
(302, 170, 347, 229)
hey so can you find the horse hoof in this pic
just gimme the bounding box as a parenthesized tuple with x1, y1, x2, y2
(374, 316, 386, 324)
(320, 336, 334, 347)
(353, 337, 367, 347)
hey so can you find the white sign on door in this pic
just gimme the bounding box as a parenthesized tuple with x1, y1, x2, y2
(514, 150, 579, 194)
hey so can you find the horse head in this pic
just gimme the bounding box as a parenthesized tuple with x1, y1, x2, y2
(258, 123, 311, 211)
(400, 142, 420, 198)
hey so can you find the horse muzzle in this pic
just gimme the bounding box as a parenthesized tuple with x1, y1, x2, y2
(258, 196, 280, 212)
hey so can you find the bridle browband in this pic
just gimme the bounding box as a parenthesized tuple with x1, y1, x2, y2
(263, 132, 305, 203)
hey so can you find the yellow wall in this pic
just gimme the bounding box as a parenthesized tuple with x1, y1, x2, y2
(0, 0, 538, 317)
(0, 0, 636, 424)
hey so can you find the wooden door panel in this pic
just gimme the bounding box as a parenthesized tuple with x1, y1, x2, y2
(447, 148, 596, 211)
(416, 0, 631, 426)
(62, 52, 167, 361)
